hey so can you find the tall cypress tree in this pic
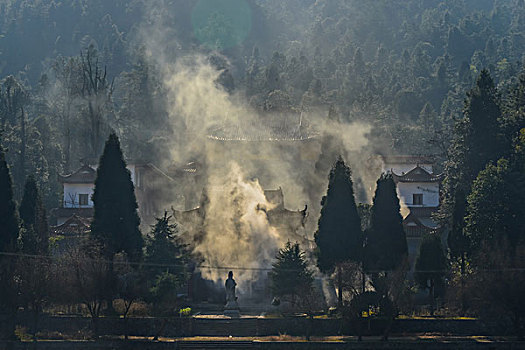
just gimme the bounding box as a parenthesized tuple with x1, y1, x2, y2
(366, 173, 407, 273)
(91, 133, 143, 262)
(315, 157, 362, 306)
(0, 144, 19, 340)
(19, 175, 49, 255)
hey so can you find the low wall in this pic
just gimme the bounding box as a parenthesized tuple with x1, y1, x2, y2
(16, 314, 509, 338)
(1, 339, 525, 350)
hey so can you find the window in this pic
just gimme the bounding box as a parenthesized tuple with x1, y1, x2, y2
(413, 193, 423, 205)
(79, 194, 89, 206)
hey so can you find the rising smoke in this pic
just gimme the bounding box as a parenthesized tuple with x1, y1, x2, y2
(138, 3, 376, 294)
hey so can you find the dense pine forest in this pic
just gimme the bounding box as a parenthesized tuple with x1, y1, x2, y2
(1, 0, 524, 209)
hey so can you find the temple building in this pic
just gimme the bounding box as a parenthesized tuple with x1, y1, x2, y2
(50, 160, 177, 241)
(381, 155, 444, 268)
(172, 187, 310, 248)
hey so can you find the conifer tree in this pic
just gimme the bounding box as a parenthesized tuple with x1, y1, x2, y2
(366, 173, 407, 273)
(501, 69, 525, 155)
(270, 241, 313, 306)
(465, 130, 525, 254)
(0, 144, 19, 340)
(144, 211, 188, 283)
(91, 133, 143, 262)
(19, 175, 49, 255)
(315, 157, 362, 306)
(17, 176, 52, 339)
(441, 69, 504, 268)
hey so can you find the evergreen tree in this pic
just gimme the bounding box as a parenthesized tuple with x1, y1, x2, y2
(501, 69, 525, 154)
(447, 188, 469, 274)
(315, 157, 362, 306)
(464, 130, 525, 254)
(366, 173, 407, 273)
(441, 69, 505, 266)
(0, 144, 19, 340)
(414, 233, 448, 312)
(17, 175, 51, 339)
(270, 241, 313, 306)
(144, 211, 188, 283)
(19, 175, 49, 255)
(90, 133, 143, 262)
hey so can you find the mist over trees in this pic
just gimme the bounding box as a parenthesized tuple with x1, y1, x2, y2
(0, 0, 524, 212)
(1, 0, 525, 341)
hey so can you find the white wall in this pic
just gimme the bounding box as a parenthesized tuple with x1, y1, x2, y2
(127, 164, 137, 185)
(62, 164, 139, 208)
(63, 183, 94, 208)
(397, 182, 439, 208)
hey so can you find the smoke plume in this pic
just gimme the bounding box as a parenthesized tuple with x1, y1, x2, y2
(138, 5, 376, 294)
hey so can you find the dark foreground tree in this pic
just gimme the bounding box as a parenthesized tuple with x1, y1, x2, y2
(461, 130, 525, 320)
(363, 174, 409, 341)
(90, 132, 143, 314)
(414, 233, 447, 315)
(144, 212, 189, 336)
(114, 253, 147, 340)
(144, 212, 188, 283)
(465, 157, 525, 252)
(0, 145, 20, 340)
(19, 175, 49, 255)
(366, 173, 407, 273)
(441, 70, 505, 280)
(467, 242, 525, 340)
(17, 175, 51, 339)
(60, 243, 111, 337)
(270, 241, 313, 308)
(315, 157, 363, 307)
(91, 132, 143, 261)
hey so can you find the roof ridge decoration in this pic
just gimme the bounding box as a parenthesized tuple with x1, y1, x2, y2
(59, 164, 97, 184)
(391, 165, 443, 183)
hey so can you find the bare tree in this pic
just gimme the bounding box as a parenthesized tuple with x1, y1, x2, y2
(114, 253, 147, 339)
(60, 242, 112, 337)
(16, 255, 52, 340)
(0, 76, 30, 197)
(51, 56, 83, 172)
(370, 259, 410, 341)
(339, 261, 367, 341)
(80, 45, 114, 157)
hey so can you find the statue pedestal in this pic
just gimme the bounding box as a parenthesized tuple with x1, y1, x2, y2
(224, 300, 240, 318)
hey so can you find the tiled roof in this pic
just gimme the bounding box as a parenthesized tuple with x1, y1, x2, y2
(51, 207, 94, 219)
(403, 212, 438, 237)
(381, 155, 435, 164)
(408, 206, 438, 217)
(59, 165, 97, 183)
(168, 161, 203, 178)
(207, 114, 317, 141)
(392, 166, 443, 183)
(51, 214, 91, 236)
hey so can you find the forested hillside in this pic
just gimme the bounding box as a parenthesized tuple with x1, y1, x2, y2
(1, 0, 525, 209)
